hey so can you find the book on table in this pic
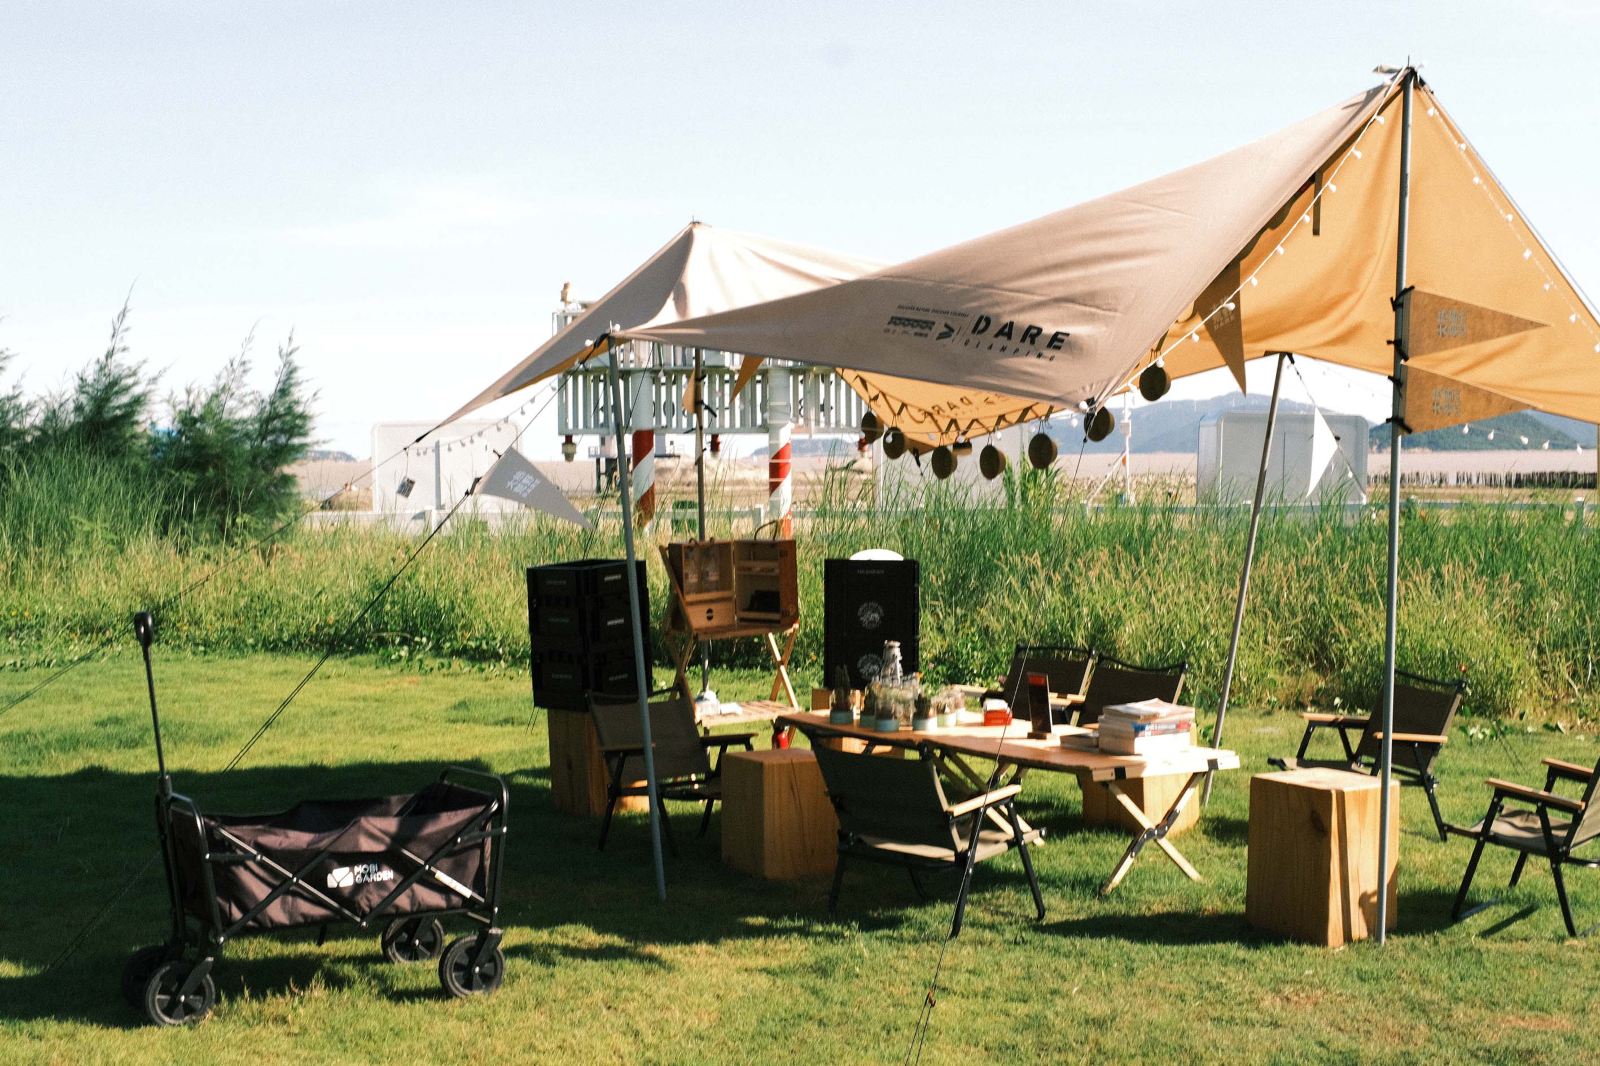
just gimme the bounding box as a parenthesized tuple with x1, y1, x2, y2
(1084, 698, 1198, 755)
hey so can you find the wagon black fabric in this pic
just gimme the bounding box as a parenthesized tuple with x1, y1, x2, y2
(168, 781, 498, 932)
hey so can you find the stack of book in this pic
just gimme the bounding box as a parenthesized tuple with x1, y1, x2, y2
(1096, 699, 1195, 756)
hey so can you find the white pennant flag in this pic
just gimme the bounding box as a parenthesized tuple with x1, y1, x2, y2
(1307, 408, 1339, 498)
(475, 446, 591, 528)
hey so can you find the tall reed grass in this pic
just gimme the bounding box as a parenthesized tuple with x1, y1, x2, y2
(2, 462, 1594, 722)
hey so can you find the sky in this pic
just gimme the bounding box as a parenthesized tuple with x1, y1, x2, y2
(3, 1, 1597, 459)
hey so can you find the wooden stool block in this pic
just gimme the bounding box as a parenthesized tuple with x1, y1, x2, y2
(722, 749, 838, 879)
(1079, 774, 1199, 837)
(547, 707, 647, 818)
(1246, 767, 1399, 947)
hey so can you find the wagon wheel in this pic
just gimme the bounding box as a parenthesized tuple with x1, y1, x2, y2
(381, 916, 446, 964)
(143, 959, 217, 1026)
(121, 945, 171, 1008)
(438, 935, 505, 998)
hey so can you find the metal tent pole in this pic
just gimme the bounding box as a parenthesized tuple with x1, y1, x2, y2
(693, 348, 710, 696)
(1377, 69, 1416, 945)
(1204, 351, 1288, 807)
(605, 337, 667, 902)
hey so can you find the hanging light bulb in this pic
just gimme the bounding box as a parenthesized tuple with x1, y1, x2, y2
(1138, 363, 1171, 401)
(979, 443, 1007, 480)
(1086, 406, 1115, 442)
(931, 446, 957, 480)
(561, 435, 577, 462)
(881, 427, 907, 460)
(1027, 432, 1057, 469)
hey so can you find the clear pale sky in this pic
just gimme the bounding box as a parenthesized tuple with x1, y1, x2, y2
(3, 1, 1596, 457)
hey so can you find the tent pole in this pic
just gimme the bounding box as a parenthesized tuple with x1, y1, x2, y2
(1204, 350, 1288, 807)
(694, 348, 711, 696)
(605, 338, 667, 902)
(1377, 69, 1416, 945)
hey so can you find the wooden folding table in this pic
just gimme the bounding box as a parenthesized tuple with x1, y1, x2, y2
(777, 711, 1239, 894)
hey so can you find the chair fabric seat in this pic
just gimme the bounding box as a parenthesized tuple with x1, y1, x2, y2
(854, 825, 1022, 866)
(1471, 808, 1574, 854)
(659, 779, 719, 802)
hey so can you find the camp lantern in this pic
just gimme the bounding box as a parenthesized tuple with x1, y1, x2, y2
(1138, 363, 1171, 401)
(881, 427, 907, 460)
(1086, 407, 1115, 442)
(860, 411, 883, 445)
(1026, 432, 1057, 469)
(930, 445, 957, 480)
(978, 443, 1007, 480)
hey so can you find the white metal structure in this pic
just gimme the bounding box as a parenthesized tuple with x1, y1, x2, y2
(1197, 410, 1369, 504)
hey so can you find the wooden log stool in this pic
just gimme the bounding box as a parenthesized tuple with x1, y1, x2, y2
(722, 749, 839, 879)
(547, 707, 647, 817)
(1246, 767, 1399, 946)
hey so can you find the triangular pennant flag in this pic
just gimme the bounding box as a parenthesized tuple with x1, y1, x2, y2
(1402, 289, 1546, 359)
(475, 447, 591, 528)
(1402, 365, 1528, 432)
(1197, 258, 1246, 392)
(729, 355, 762, 401)
(1307, 407, 1338, 497)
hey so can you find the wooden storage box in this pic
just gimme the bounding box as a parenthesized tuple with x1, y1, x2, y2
(666, 538, 799, 635)
(722, 749, 838, 879)
(1246, 767, 1399, 947)
(547, 707, 648, 818)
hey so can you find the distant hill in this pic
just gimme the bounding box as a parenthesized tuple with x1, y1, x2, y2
(1370, 410, 1581, 451)
(306, 448, 359, 462)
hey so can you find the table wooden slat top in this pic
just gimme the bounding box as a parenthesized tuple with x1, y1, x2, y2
(696, 699, 794, 730)
(776, 710, 1240, 783)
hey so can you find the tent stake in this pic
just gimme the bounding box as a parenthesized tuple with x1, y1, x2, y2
(605, 338, 668, 903)
(1377, 68, 1416, 945)
(1205, 350, 1288, 807)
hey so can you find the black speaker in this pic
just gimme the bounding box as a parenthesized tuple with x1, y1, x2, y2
(824, 558, 919, 689)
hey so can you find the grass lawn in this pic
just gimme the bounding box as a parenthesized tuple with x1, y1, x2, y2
(2, 649, 1598, 1064)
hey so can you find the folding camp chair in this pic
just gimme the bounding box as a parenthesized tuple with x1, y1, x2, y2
(812, 739, 1045, 936)
(1269, 670, 1465, 840)
(1075, 656, 1187, 728)
(956, 644, 1095, 725)
(588, 692, 755, 852)
(1451, 754, 1600, 937)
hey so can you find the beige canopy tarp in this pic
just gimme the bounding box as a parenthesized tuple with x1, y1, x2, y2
(436, 221, 886, 427)
(622, 73, 1600, 441)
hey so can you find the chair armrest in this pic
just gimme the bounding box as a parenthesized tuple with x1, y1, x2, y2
(597, 742, 646, 757)
(1485, 778, 1586, 814)
(1300, 712, 1369, 728)
(1371, 731, 1448, 746)
(947, 783, 1023, 819)
(1542, 757, 1593, 782)
(701, 732, 758, 750)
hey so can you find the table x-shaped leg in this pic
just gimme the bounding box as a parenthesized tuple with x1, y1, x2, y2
(763, 627, 800, 710)
(1098, 771, 1206, 895)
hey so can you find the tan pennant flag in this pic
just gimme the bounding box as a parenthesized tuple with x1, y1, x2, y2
(475, 447, 591, 528)
(1197, 258, 1246, 392)
(1402, 365, 1527, 433)
(1402, 290, 1546, 359)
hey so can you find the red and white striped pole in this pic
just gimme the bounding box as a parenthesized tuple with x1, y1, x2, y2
(765, 368, 793, 537)
(631, 427, 656, 529)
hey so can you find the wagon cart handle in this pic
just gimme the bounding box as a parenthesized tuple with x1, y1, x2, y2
(133, 610, 171, 796)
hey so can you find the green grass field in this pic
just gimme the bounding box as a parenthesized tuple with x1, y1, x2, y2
(3, 650, 1598, 1064)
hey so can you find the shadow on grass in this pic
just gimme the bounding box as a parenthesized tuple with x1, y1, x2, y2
(0, 756, 878, 1027)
